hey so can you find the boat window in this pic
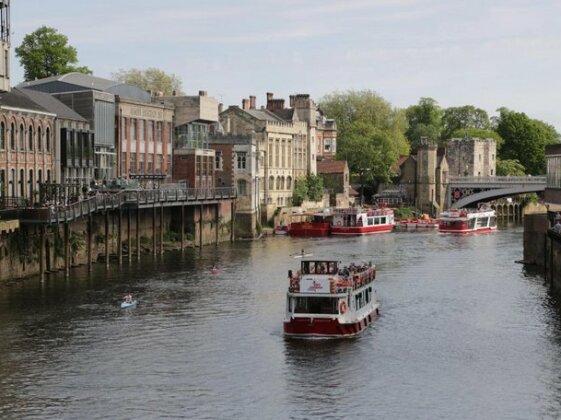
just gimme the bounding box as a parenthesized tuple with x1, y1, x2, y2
(367, 218, 373, 226)
(328, 262, 338, 274)
(294, 297, 337, 314)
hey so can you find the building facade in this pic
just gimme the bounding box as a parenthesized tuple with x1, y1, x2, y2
(446, 137, 496, 177)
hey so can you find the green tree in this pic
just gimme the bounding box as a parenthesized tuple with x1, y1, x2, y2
(292, 178, 308, 206)
(496, 158, 526, 176)
(449, 127, 504, 150)
(405, 97, 442, 149)
(112, 68, 184, 96)
(496, 108, 560, 175)
(319, 90, 409, 192)
(15, 26, 91, 81)
(306, 174, 324, 202)
(441, 105, 490, 141)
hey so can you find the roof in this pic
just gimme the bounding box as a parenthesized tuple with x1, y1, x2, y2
(271, 108, 294, 121)
(0, 89, 49, 114)
(16, 88, 87, 122)
(19, 72, 119, 91)
(245, 108, 283, 122)
(317, 160, 347, 174)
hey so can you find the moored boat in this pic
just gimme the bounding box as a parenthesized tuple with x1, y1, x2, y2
(438, 204, 497, 234)
(330, 207, 394, 235)
(273, 225, 289, 235)
(288, 210, 332, 237)
(396, 214, 439, 230)
(283, 258, 380, 338)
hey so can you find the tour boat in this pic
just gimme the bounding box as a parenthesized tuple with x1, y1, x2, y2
(438, 204, 497, 234)
(330, 207, 395, 235)
(283, 258, 380, 338)
(288, 210, 332, 237)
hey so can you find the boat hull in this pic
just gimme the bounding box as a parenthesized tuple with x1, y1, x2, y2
(283, 308, 379, 338)
(330, 225, 393, 235)
(439, 226, 497, 234)
(121, 300, 137, 309)
(288, 222, 331, 237)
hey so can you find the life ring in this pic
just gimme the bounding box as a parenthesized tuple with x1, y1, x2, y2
(339, 300, 347, 314)
(336, 221, 342, 226)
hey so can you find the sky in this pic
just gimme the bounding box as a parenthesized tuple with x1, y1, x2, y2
(10, 0, 561, 132)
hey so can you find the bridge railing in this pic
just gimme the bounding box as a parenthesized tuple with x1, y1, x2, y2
(448, 176, 546, 184)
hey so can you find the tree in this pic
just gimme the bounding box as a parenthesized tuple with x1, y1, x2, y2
(112, 68, 184, 96)
(306, 174, 324, 202)
(319, 90, 409, 192)
(441, 105, 490, 141)
(496, 108, 560, 175)
(449, 127, 504, 150)
(405, 97, 442, 149)
(15, 26, 91, 81)
(496, 158, 526, 176)
(292, 178, 308, 206)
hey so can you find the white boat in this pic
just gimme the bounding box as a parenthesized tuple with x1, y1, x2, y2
(283, 258, 380, 338)
(121, 300, 137, 309)
(438, 203, 497, 234)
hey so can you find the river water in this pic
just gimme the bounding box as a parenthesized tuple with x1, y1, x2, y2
(1, 226, 560, 419)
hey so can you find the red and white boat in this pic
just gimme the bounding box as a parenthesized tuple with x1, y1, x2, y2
(330, 207, 395, 235)
(273, 225, 289, 235)
(288, 210, 332, 237)
(438, 204, 497, 234)
(283, 258, 380, 338)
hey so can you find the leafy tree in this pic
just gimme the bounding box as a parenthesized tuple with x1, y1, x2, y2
(15, 26, 91, 81)
(496, 108, 560, 175)
(292, 178, 308, 206)
(405, 97, 442, 149)
(112, 68, 184, 96)
(448, 127, 504, 150)
(306, 174, 324, 202)
(441, 105, 490, 141)
(496, 158, 526, 176)
(319, 90, 409, 191)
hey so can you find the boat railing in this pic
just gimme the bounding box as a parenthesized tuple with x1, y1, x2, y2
(288, 266, 376, 293)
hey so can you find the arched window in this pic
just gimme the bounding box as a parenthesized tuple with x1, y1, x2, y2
(19, 168, 24, 197)
(287, 176, 292, 190)
(28, 169, 33, 200)
(276, 176, 281, 190)
(0, 121, 4, 149)
(28, 125, 33, 151)
(9, 123, 14, 150)
(46, 127, 50, 152)
(281, 176, 285, 190)
(269, 176, 275, 191)
(10, 168, 14, 197)
(37, 126, 42, 151)
(18, 124, 24, 150)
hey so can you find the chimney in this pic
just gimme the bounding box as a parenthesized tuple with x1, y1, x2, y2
(218, 103, 223, 114)
(249, 95, 256, 109)
(289, 95, 295, 108)
(242, 98, 250, 111)
(199, 90, 207, 96)
(266, 92, 274, 101)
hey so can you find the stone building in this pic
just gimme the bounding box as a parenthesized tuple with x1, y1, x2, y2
(446, 137, 496, 177)
(0, 89, 56, 202)
(0, 1, 9, 93)
(220, 102, 306, 221)
(18, 87, 93, 185)
(317, 160, 352, 207)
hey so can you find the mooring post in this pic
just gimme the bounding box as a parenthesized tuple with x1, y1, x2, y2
(87, 214, 92, 272)
(199, 204, 203, 249)
(127, 209, 132, 263)
(117, 208, 123, 266)
(160, 205, 164, 255)
(39, 225, 45, 282)
(64, 222, 70, 278)
(215, 203, 220, 246)
(136, 208, 141, 261)
(105, 210, 109, 270)
(181, 204, 185, 251)
(152, 204, 157, 256)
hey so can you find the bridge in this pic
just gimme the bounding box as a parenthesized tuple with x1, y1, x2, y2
(447, 176, 546, 209)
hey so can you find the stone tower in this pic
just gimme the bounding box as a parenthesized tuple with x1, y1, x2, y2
(0, 1, 9, 92)
(416, 141, 438, 215)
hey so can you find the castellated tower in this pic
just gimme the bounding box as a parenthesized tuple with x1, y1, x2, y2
(0, 1, 9, 92)
(447, 137, 496, 177)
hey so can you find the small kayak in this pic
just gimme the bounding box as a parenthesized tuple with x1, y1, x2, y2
(121, 300, 137, 309)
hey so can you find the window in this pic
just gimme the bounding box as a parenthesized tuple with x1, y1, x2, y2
(9, 123, 14, 150)
(237, 179, 247, 196)
(19, 168, 24, 197)
(10, 168, 14, 197)
(139, 120, 144, 143)
(45, 127, 50, 152)
(121, 152, 127, 176)
(130, 119, 136, 141)
(0, 169, 4, 197)
(269, 176, 275, 190)
(148, 155, 153, 173)
(156, 122, 162, 143)
(0, 121, 4, 149)
(28, 125, 33, 151)
(18, 124, 24, 150)
(121, 117, 126, 140)
(237, 152, 247, 169)
(148, 121, 154, 143)
(215, 151, 223, 170)
(37, 126, 42, 151)
(286, 176, 292, 190)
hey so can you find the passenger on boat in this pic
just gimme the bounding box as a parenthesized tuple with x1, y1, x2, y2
(124, 294, 133, 303)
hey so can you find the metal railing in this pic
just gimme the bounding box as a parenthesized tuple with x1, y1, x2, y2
(448, 176, 546, 184)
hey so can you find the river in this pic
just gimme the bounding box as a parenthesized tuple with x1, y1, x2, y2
(0, 226, 560, 419)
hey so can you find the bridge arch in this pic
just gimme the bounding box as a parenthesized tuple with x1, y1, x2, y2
(450, 185, 545, 209)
